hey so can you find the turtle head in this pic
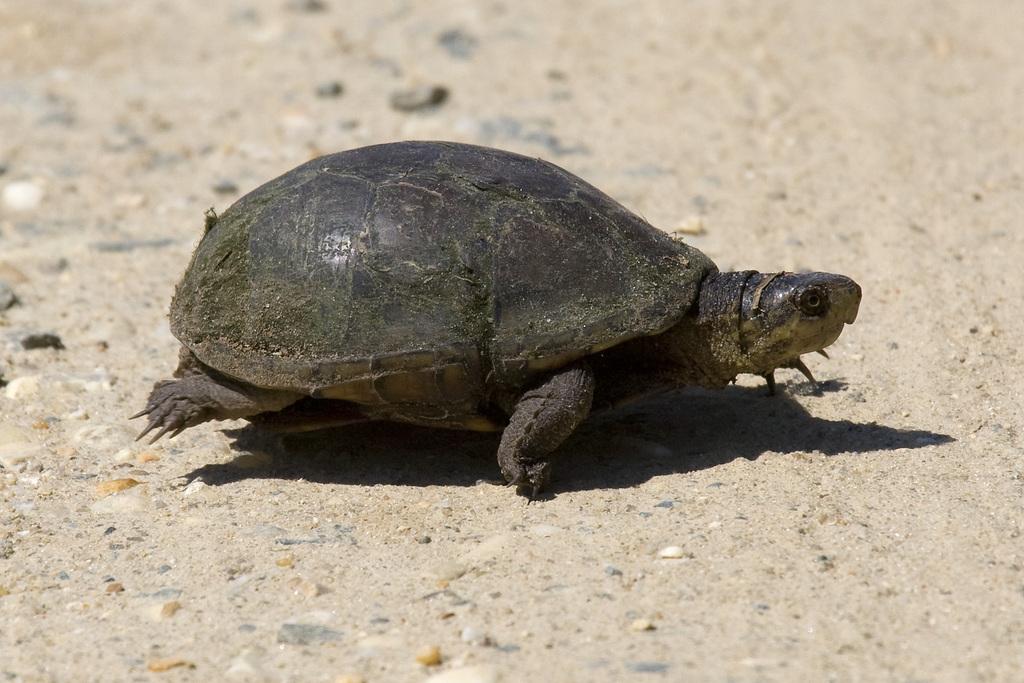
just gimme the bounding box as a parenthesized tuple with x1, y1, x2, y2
(691, 270, 861, 389)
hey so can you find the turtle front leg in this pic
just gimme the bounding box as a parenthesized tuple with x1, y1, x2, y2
(497, 361, 595, 499)
(132, 359, 302, 442)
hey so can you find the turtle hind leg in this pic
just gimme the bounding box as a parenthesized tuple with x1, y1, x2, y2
(132, 363, 302, 443)
(497, 361, 595, 500)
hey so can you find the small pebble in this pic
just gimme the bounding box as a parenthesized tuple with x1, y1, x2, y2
(150, 601, 182, 619)
(230, 451, 272, 468)
(415, 644, 442, 666)
(287, 577, 327, 598)
(138, 451, 160, 463)
(460, 626, 490, 646)
(438, 29, 478, 59)
(21, 332, 64, 350)
(89, 486, 150, 514)
(147, 658, 195, 672)
(673, 215, 705, 236)
(0, 423, 43, 468)
(94, 478, 143, 498)
(658, 546, 685, 559)
(114, 448, 136, 463)
(183, 478, 209, 495)
(105, 582, 124, 593)
(2, 180, 44, 210)
(3, 375, 39, 399)
(0, 263, 28, 284)
(212, 179, 238, 195)
(113, 192, 146, 208)
(316, 81, 344, 98)
(287, 0, 326, 11)
(0, 280, 17, 310)
(90, 238, 174, 252)
(390, 85, 449, 112)
(631, 618, 655, 632)
(278, 623, 343, 645)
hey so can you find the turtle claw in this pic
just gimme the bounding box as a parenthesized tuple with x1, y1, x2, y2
(788, 356, 817, 384)
(130, 380, 207, 443)
(503, 462, 550, 501)
(763, 354, 823, 396)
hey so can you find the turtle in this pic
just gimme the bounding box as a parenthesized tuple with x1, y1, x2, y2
(133, 141, 861, 498)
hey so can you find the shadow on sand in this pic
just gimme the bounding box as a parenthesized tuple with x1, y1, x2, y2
(182, 383, 951, 496)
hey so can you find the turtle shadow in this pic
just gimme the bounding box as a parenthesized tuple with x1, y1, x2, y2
(181, 383, 951, 494)
(552, 386, 951, 494)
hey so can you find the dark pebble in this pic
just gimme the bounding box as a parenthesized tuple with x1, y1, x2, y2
(316, 81, 344, 98)
(0, 280, 17, 310)
(390, 85, 449, 112)
(438, 29, 478, 59)
(417, 535, 432, 544)
(277, 623, 342, 645)
(21, 333, 63, 350)
(626, 662, 669, 674)
(286, 0, 327, 12)
(604, 566, 622, 577)
(420, 589, 471, 607)
(90, 239, 174, 252)
(40, 257, 68, 274)
(212, 180, 239, 195)
(654, 501, 674, 508)
(276, 538, 325, 546)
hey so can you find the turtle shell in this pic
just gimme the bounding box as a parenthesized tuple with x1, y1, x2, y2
(170, 141, 715, 418)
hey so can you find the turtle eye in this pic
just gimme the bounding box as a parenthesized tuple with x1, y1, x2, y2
(796, 287, 828, 316)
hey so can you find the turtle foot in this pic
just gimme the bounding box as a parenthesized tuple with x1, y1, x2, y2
(131, 379, 211, 443)
(503, 461, 552, 501)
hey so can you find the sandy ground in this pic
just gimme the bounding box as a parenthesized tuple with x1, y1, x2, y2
(1, 1, 1023, 681)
